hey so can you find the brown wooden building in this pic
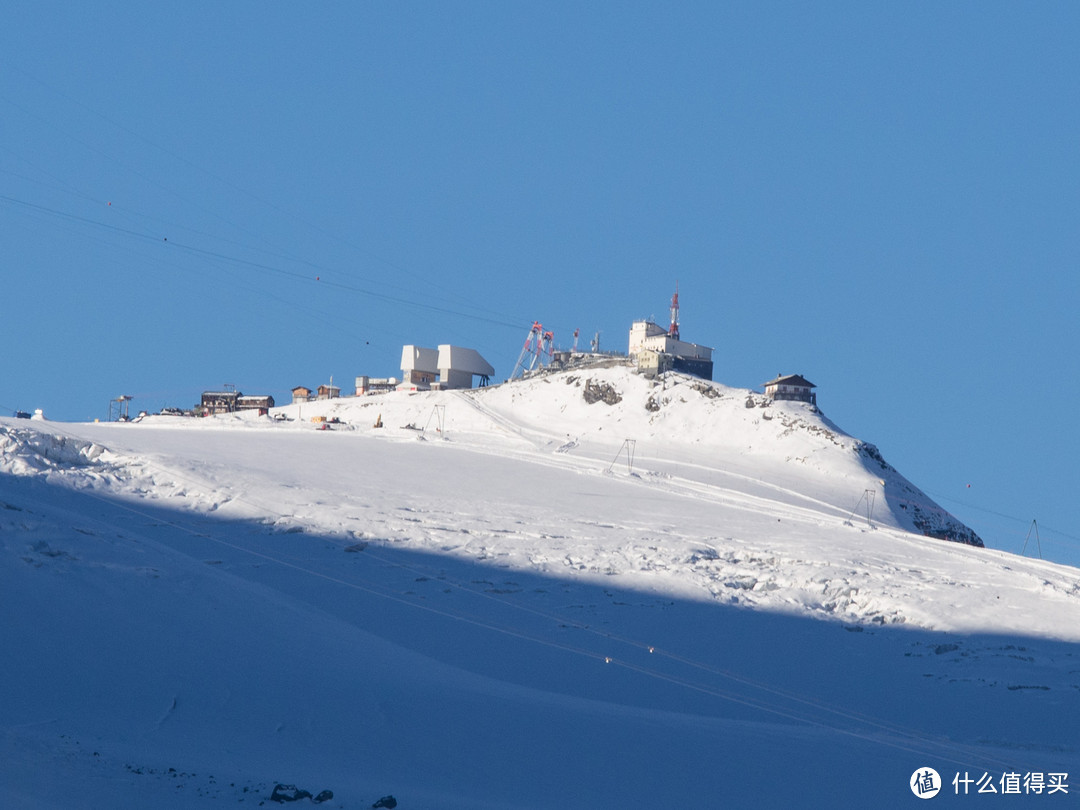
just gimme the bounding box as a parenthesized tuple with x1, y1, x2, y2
(200, 390, 275, 416)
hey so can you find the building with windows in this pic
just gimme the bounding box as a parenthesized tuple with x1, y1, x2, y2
(628, 320, 713, 380)
(355, 376, 399, 396)
(762, 374, 817, 405)
(199, 390, 275, 416)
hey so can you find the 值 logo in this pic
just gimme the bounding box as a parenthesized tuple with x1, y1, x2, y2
(911, 767, 941, 799)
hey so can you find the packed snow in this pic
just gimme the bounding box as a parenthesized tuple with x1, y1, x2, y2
(2, 365, 1078, 808)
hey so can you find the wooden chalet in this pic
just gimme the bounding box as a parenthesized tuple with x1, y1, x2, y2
(200, 389, 275, 416)
(237, 395, 275, 414)
(200, 390, 240, 415)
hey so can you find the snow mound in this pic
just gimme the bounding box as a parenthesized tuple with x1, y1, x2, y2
(0, 425, 109, 476)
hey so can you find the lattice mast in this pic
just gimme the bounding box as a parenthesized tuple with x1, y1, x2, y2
(540, 329, 554, 366)
(668, 282, 680, 340)
(512, 321, 545, 378)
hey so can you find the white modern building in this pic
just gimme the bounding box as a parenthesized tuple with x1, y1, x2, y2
(399, 344, 494, 390)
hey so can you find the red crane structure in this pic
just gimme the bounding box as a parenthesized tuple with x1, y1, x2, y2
(512, 321, 555, 378)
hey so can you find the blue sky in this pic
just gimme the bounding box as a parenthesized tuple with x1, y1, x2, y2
(2, 2, 1078, 568)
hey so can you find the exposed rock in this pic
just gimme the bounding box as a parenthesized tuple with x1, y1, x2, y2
(912, 511, 985, 547)
(266, 784, 336, 803)
(858, 442, 893, 472)
(692, 381, 720, 399)
(583, 379, 622, 405)
(270, 784, 312, 802)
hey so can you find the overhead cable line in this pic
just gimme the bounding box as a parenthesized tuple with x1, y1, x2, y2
(925, 487, 1080, 550)
(0, 193, 524, 331)
(1, 60, 531, 326)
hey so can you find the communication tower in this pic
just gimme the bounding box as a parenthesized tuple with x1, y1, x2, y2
(668, 282, 680, 340)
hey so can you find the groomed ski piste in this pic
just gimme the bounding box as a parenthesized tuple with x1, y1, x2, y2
(2, 365, 1078, 808)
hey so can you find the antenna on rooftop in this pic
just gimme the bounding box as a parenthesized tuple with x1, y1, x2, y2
(668, 281, 680, 340)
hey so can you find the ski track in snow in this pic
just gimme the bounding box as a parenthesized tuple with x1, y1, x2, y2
(4, 367, 1079, 638)
(2, 366, 1079, 808)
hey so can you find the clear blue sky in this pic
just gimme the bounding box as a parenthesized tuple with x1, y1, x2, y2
(3, 2, 1078, 568)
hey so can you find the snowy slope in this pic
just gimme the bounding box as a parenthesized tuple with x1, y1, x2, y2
(2, 365, 1078, 808)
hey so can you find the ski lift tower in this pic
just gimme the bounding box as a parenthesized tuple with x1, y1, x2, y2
(109, 395, 133, 422)
(512, 321, 545, 378)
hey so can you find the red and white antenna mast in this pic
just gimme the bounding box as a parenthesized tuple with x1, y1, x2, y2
(668, 282, 680, 340)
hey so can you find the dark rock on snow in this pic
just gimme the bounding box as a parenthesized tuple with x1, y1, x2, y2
(269, 783, 333, 803)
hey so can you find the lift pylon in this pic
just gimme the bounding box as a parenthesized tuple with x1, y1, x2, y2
(512, 321, 544, 378)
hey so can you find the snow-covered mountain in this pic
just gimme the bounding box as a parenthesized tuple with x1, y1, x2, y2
(2, 364, 1077, 808)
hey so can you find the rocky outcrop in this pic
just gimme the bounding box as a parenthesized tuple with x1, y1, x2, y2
(583, 379, 622, 405)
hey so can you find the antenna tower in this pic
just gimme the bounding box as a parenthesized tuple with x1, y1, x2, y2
(668, 282, 680, 340)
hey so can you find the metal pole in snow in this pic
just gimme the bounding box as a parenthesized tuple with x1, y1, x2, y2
(1021, 520, 1042, 559)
